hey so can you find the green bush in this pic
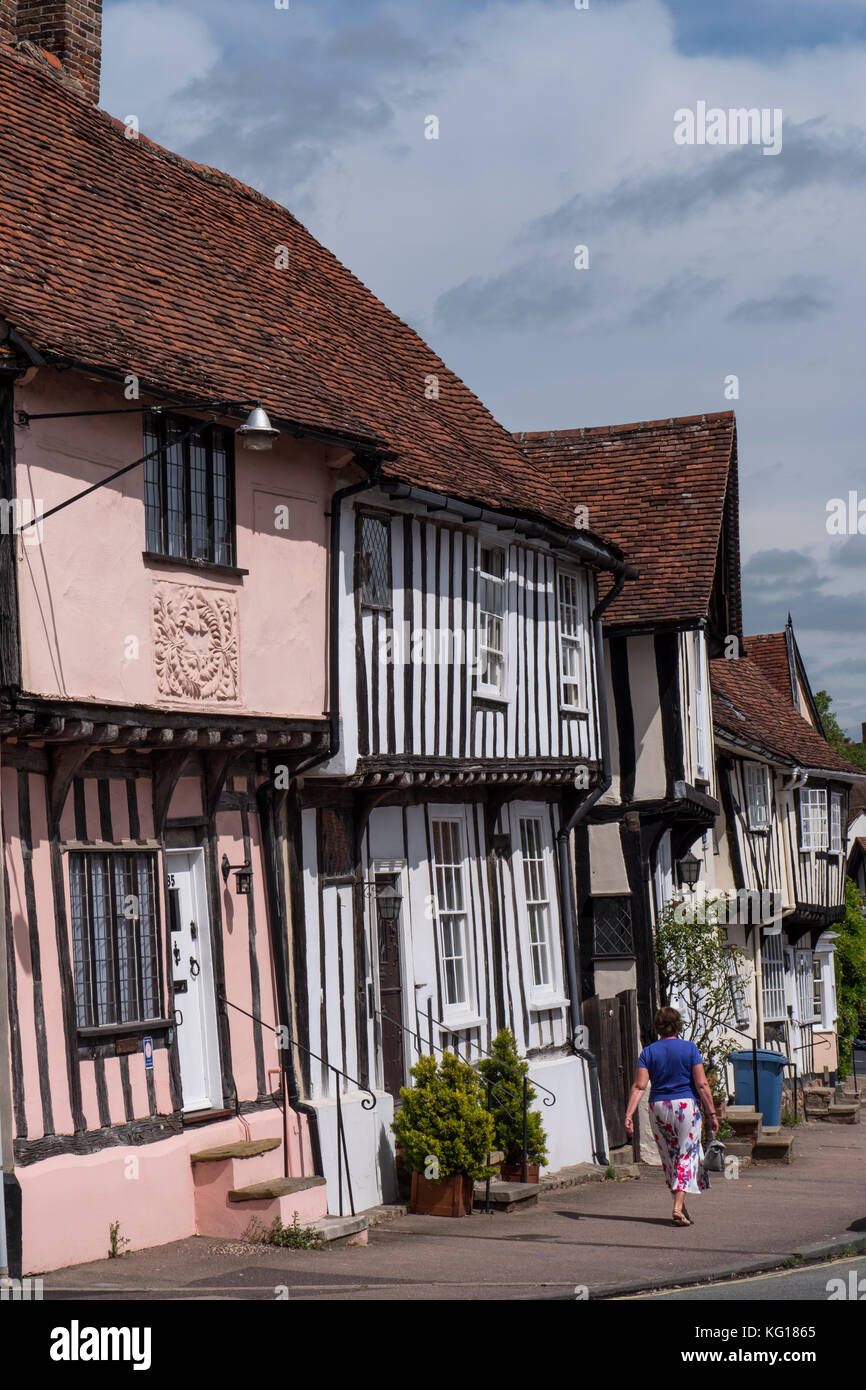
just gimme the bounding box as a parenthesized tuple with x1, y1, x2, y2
(836, 879, 866, 1078)
(477, 1028, 548, 1166)
(392, 1051, 496, 1181)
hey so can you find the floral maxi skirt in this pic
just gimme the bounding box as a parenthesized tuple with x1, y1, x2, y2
(648, 1098, 710, 1194)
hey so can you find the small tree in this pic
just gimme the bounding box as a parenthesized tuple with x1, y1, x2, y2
(477, 1028, 549, 1167)
(654, 897, 747, 1086)
(392, 1052, 496, 1181)
(835, 878, 866, 1077)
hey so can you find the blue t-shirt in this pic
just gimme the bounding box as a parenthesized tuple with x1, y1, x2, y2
(637, 1038, 702, 1103)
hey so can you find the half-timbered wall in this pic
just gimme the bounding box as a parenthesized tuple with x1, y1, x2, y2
(339, 495, 599, 771)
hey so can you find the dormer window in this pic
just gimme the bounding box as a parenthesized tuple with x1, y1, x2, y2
(144, 412, 235, 567)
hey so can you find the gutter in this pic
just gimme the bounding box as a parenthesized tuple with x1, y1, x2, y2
(556, 571, 629, 1167)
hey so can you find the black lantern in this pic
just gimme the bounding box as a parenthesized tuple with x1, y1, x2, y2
(677, 850, 701, 888)
(221, 853, 253, 895)
(373, 882, 402, 923)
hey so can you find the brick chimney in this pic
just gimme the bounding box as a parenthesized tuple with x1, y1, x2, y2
(862, 721, 866, 744)
(7, 2, 103, 104)
(0, 1, 17, 44)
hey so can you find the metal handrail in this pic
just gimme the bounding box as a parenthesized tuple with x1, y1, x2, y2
(220, 993, 376, 1217)
(420, 1000, 557, 1107)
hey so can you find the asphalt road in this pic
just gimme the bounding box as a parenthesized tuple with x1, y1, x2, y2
(622, 1255, 866, 1301)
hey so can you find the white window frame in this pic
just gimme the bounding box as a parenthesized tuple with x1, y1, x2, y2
(800, 787, 828, 851)
(761, 929, 787, 1023)
(811, 954, 825, 1027)
(723, 948, 750, 1028)
(475, 545, 507, 698)
(429, 814, 476, 1021)
(829, 793, 843, 854)
(556, 570, 587, 712)
(691, 631, 709, 780)
(743, 761, 771, 831)
(795, 949, 818, 1025)
(513, 811, 565, 1006)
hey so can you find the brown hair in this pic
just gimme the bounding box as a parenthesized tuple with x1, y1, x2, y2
(654, 1007, 682, 1038)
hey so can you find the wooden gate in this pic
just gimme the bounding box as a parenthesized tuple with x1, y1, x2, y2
(583, 989, 640, 1153)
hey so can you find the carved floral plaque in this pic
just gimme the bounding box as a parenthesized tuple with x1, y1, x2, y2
(153, 583, 240, 702)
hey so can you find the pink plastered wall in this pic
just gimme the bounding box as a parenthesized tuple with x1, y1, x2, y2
(14, 369, 330, 719)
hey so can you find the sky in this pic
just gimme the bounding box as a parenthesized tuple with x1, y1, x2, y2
(101, 0, 866, 737)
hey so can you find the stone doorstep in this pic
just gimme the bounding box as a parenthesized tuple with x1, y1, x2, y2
(473, 1179, 539, 1212)
(227, 1175, 327, 1203)
(752, 1133, 794, 1163)
(311, 1214, 369, 1247)
(822, 1103, 861, 1124)
(190, 1138, 281, 1164)
(608, 1144, 635, 1167)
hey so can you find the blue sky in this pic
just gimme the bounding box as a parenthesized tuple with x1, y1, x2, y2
(102, 0, 866, 736)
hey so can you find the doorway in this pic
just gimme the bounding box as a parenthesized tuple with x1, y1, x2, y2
(164, 848, 222, 1113)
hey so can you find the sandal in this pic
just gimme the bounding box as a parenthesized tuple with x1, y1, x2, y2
(672, 1212, 692, 1226)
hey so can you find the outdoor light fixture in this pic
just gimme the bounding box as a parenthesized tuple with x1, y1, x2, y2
(677, 850, 701, 889)
(362, 880, 402, 922)
(235, 405, 280, 451)
(221, 853, 253, 895)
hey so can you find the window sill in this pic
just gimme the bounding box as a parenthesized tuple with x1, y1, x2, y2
(473, 692, 509, 709)
(559, 706, 588, 718)
(142, 551, 248, 579)
(77, 1018, 173, 1040)
(528, 995, 570, 1012)
(439, 1013, 486, 1031)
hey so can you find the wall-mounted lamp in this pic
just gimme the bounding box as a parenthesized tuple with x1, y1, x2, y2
(677, 851, 701, 889)
(362, 880, 402, 922)
(235, 405, 280, 451)
(221, 853, 253, 895)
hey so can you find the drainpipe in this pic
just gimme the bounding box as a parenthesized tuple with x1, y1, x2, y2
(259, 461, 382, 1176)
(556, 571, 629, 1167)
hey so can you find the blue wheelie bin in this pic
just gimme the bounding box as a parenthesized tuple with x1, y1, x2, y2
(730, 1049, 786, 1126)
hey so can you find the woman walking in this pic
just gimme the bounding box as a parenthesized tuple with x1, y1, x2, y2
(624, 1007, 719, 1226)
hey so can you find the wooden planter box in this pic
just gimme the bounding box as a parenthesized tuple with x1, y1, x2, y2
(410, 1170, 474, 1217)
(499, 1163, 540, 1184)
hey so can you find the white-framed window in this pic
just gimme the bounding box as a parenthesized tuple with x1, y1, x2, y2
(476, 546, 506, 695)
(517, 816, 553, 989)
(430, 817, 471, 1011)
(812, 955, 825, 1025)
(692, 631, 709, 780)
(743, 761, 771, 831)
(557, 571, 586, 710)
(723, 949, 750, 1028)
(795, 950, 817, 1024)
(800, 788, 828, 851)
(761, 930, 787, 1022)
(830, 793, 843, 853)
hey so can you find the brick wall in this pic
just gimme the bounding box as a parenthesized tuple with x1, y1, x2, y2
(0, 1, 17, 45)
(15, 1, 103, 103)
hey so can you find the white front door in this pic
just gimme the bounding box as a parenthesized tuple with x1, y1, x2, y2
(165, 849, 222, 1113)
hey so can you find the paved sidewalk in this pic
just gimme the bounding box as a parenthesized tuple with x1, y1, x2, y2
(42, 1118, 866, 1300)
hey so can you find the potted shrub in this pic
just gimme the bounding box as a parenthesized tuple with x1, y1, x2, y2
(392, 1052, 496, 1216)
(478, 1028, 548, 1182)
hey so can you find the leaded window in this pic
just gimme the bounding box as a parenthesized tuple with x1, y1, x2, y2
(431, 818, 470, 1009)
(359, 515, 391, 609)
(144, 412, 235, 566)
(70, 852, 163, 1029)
(593, 896, 634, 956)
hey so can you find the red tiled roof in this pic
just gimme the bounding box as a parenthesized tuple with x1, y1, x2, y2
(711, 657, 862, 776)
(744, 633, 794, 704)
(515, 412, 739, 627)
(0, 47, 598, 542)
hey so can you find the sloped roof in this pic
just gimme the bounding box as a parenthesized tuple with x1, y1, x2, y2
(849, 782, 866, 825)
(711, 657, 862, 776)
(515, 412, 738, 627)
(0, 46, 597, 544)
(744, 633, 794, 704)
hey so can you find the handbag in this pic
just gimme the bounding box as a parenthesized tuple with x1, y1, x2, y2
(703, 1138, 726, 1173)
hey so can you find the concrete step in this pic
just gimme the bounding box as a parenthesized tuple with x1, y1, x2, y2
(472, 1178, 539, 1212)
(752, 1133, 794, 1164)
(822, 1103, 861, 1125)
(720, 1139, 754, 1163)
(311, 1213, 369, 1247)
(725, 1107, 763, 1141)
(608, 1144, 635, 1167)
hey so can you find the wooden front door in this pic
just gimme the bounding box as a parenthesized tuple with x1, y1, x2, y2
(583, 988, 639, 1153)
(376, 873, 406, 1100)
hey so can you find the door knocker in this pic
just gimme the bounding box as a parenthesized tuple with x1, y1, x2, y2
(189, 956, 201, 978)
